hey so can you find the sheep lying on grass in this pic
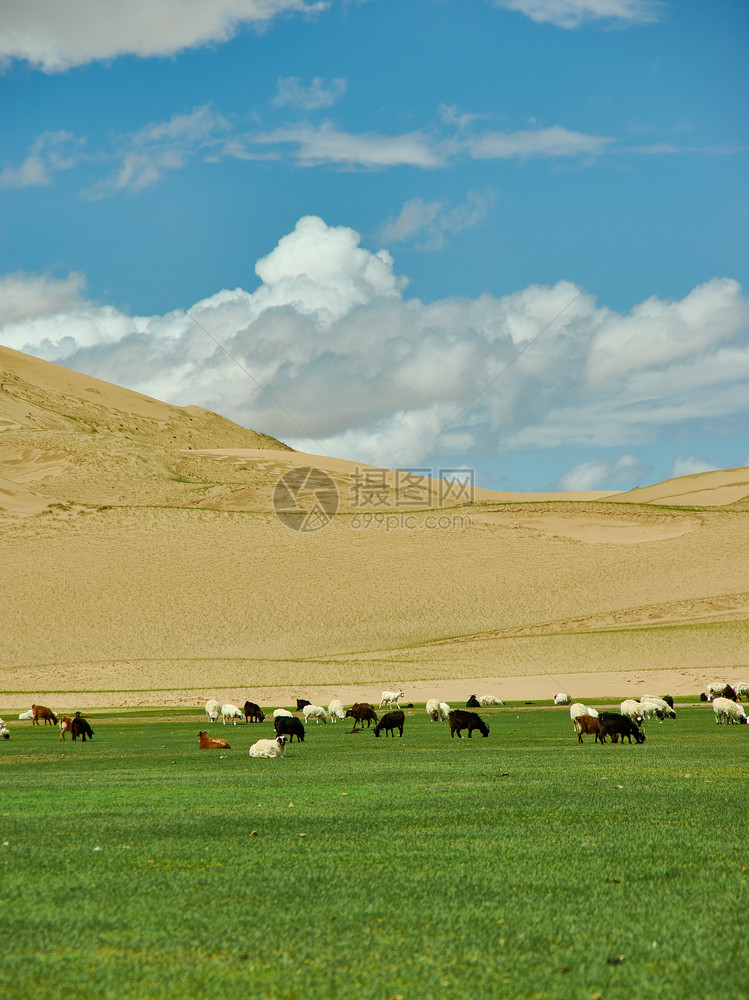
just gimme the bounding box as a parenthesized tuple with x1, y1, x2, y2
(198, 730, 231, 749)
(249, 736, 288, 758)
(477, 695, 503, 706)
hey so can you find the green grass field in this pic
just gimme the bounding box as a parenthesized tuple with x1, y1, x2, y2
(1, 706, 748, 1000)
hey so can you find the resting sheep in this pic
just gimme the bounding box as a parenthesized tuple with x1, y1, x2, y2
(477, 695, 503, 706)
(205, 699, 221, 724)
(221, 704, 243, 725)
(712, 697, 748, 725)
(373, 710, 405, 738)
(274, 716, 305, 742)
(302, 705, 329, 725)
(379, 690, 404, 708)
(448, 709, 490, 739)
(328, 699, 345, 722)
(198, 730, 231, 749)
(249, 735, 288, 758)
(554, 692, 572, 706)
(18, 709, 34, 721)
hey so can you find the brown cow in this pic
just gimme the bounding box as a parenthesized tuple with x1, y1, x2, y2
(198, 730, 231, 749)
(32, 704, 58, 726)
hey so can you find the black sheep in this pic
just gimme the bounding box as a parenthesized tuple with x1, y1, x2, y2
(274, 715, 305, 743)
(244, 701, 265, 723)
(373, 711, 405, 738)
(597, 712, 645, 745)
(448, 709, 490, 739)
(71, 716, 94, 742)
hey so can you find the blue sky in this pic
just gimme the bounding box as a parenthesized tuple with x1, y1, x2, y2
(1, 0, 748, 492)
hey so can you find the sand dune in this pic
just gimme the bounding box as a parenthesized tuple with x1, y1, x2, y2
(1, 346, 748, 708)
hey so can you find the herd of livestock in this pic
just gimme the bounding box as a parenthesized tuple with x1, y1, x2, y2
(2, 680, 747, 755)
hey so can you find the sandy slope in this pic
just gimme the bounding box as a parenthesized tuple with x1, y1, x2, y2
(1, 347, 748, 709)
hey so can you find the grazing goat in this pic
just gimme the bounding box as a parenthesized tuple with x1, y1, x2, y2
(18, 709, 34, 721)
(477, 695, 503, 706)
(205, 699, 221, 724)
(303, 705, 328, 725)
(273, 708, 293, 719)
(712, 697, 749, 725)
(448, 710, 490, 739)
(574, 714, 604, 744)
(379, 690, 404, 708)
(373, 711, 405, 738)
(221, 704, 243, 725)
(328, 699, 345, 722)
(345, 704, 378, 729)
(243, 701, 265, 723)
(71, 716, 94, 742)
(296, 699, 311, 712)
(59, 715, 74, 740)
(32, 705, 58, 726)
(274, 716, 305, 742)
(554, 692, 572, 706)
(249, 735, 288, 758)
(426, 698, 440, 721)
(597, 712, 646, 745)
(466, 694, 481, 708)
(198, 730, 231, 749)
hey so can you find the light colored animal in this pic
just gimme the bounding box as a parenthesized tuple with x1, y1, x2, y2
(712, 697, 748, 725)
(438, 702, 451, 721)
(328, 699, 345, 722)
(303, 704, 328, 725)
(59, 716, 74, 741)
(706, 681, 734, 702)
(732, 682, 749, 702)
(640, 696, 676, 720)
(249, 735, 288, 758)
(569, 703, 598, 730)
(426, 699, 440, 721)
(198, 730, 231, 749)
(379, 690, 404, 708)
(0, 726, 9, 740)
(273, 708, 293, 719)
(638, 700, 664, 722)
(221, 704, 243, 725)
(554, 692, 571, 705)
(620, 700, 645, 725)
(477, 695, 503, 706)
(205, 699, 221, 724)
(18, 709, 34, 721)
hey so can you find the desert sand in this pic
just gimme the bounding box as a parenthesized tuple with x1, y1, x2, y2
(1, 345, 748, 711)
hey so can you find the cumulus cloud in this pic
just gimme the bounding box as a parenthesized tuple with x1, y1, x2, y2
(0, 0, 329, 73)
(2, 216, 748, 472)
(273, 76, 347, 109)
(493, 0, 665, 29)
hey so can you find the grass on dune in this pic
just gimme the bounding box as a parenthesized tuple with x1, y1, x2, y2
(1, 708, 748, 1000)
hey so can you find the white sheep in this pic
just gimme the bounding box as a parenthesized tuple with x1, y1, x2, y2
(379, 689, 404, 708)
(569, 703, 598, 731)
(328, 699, 345, 723)
(712, 697, 748, 725)
(477, 695, 503, 706)
(706, 681, 732, 702)
(18, 709, 34, 721)
(205, 699, 221, 724)
(732, 682, 749, 702)
(638, 700, 664, 722)
(640, 696, 676, 720)
(273, 708, 293, 719)
(620, 699, 645, 725)
(249, 735, 288, 758)
(221, 703, 243, 725)
(554, 692, 571, 706)
(438, 702, 451, 721)
(426, 699, 440, 721)
(303, 704, 328, 725)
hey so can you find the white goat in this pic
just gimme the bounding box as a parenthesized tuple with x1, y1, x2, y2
(221, 703, 243, 725)
(477, 695, 503, 706)
(249, 735, 288, 758)
(712, 697, 748, 725)
(273, 708, 293, 719)
(438, 702, 451, 721)
(554, 692, 571, 706)
(620, 699, 645, 725)
(205, 699, 221, 724)
(379, 690, 404, 708)
(328, 699, 345, 722)
(426, 699, 440, 720)
(569, 703, 598, 731)
(303, 704, 328, 725)
(18, 709, 34, 721)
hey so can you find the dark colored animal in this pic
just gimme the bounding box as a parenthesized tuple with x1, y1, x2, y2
(723, 685, 738, 702)
(661, 694, 674, 709)
(448, 709, 490, 739)
(466, 694, 480, 708)
(274, 715, 305, 742)
(344, 703, 378, 728)
(373, 710, 404, 738)
(244, 701, 265, 723)
(32, 704, 58, 726)
(198, 730, 230, 749)
(597, 712, 646, 745)
(574, 714, 604, 744)
(71, 716, 94, 742)
(700, 692, 708, 701)
(296, 699, 311, 712)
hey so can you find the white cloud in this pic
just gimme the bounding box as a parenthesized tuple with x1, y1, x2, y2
(493, 0, 665, 29)
(554, 454, 648, 491)
(380, 192, 494, 250)
(273, 77, 347, 109)
(251, 122, 445, 168)
(467, 126, 612, 159)
(2, 216, 747, 471)
(669, 454, 719, 479)
(0, 0, 329, 72)
(0, 131, 84, 189)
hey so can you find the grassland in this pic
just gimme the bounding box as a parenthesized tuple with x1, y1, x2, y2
(2, 705, 748, 999)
